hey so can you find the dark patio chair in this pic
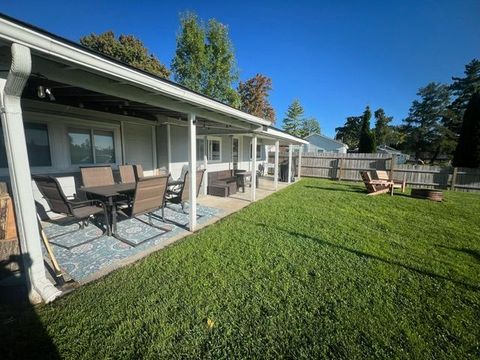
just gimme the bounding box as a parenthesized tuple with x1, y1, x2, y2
(166, 169, 205, 212)
(33, 175, 109, 249)
(119, 164, 136, 184)
(80, 166, 115, 187)
(114, 175, 172, 246)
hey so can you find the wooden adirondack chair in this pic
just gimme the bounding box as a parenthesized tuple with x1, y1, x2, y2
(373, 170, 407, 193)
(360, 171, 394, 196)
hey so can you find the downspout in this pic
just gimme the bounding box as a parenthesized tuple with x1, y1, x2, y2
(0, 43, 61, 303)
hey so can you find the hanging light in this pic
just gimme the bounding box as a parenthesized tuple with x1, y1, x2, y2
(37, 85, 46, 99)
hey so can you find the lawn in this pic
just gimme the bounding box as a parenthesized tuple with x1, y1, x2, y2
(1, 178, 479, 359)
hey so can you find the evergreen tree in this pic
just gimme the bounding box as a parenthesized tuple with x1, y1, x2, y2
(403, 82, 452, 162)
(301, 117, 321, 137)
(171, 12, 240, 107)
(335, 116, 362, 149)
(282, 100, 305, 137)
(374, 108, 394, 146)
(238, 74, 275, 122)
(445, 59, 480, 142)
(358, 106, 376, 153)
(453, 92, 480, 168)
(80, 31, 170, 78)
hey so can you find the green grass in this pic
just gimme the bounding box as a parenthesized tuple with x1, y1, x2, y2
(2, 178, 480, 359)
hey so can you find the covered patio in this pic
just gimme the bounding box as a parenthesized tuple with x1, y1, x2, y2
(0, 14, 306, 302)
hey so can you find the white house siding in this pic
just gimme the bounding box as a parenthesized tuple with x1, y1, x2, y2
(303, 134, 347, 154)
(156, 125, 169, 170)
(123, 123, 155, 175)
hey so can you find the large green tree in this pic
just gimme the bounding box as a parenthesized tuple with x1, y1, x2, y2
(238, 74, 275, 122)
(80, 31, 170, 78)
(170, 12, 206, 92)
(452, 92, 480, 168)
(171, 12, 240, 107)
(282, 100, 305, 137)
(358, 106, 376, 153)
(403, 82, 452, 163)
(335, 116, 362, 149)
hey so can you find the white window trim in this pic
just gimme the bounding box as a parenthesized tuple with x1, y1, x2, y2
(196, 136, 222, 163)
(249, 141, 263, 160)
(67, 126, 117, 166)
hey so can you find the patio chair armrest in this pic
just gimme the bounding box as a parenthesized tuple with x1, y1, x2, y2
(368, 180, 393, 185)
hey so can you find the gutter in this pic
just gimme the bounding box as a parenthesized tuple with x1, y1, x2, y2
(0, 43, 61, 303)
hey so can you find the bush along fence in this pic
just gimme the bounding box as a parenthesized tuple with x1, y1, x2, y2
(268, 152, 480, 192)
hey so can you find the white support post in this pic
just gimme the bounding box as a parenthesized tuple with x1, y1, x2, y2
(188, 113, 197, 231)
(274, 140, 279, 190)
(166, 123, 171, 174)
(203, 135, 208, 196)
(288, 144, 293, 184)
(251, 135, 257, 202)
(0, 44, 61, 303)
(297, 146, 302, 179)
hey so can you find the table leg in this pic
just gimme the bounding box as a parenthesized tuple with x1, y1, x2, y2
(107, 196, 115, 236)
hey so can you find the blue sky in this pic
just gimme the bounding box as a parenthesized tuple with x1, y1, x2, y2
(1, 0, 479, 137)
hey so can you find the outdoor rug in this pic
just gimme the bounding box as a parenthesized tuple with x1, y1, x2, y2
(41, 204, 221, 281)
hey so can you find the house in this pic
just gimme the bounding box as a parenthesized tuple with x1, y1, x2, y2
(0, 14, 307, 303)
(303, 133, 348, 154)
(376, 145, 409, 164)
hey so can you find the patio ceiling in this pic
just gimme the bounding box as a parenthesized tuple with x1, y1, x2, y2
(23, 73, 249, 133)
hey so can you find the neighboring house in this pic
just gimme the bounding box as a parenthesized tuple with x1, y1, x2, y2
(303, 133, 348, 154)
(0, 14, 307, 303)
(376, 145, 409, 164)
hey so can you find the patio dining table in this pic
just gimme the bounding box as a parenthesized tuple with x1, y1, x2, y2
(79, 182, 136, 237)
(80, 179, 184, 238)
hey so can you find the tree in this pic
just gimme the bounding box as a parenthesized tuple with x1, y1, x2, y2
(374, 108, 394, 146)
(453, 92, 480, 167)
(403, 82, 452, 163)
(335, 116, 362, 149)
(358, 106, 376, 153)
(204, 19, 241, 107)
(170, 12, 206, 92)
(80, 31, 170, 78)
(301, 117, 321, 137)
(282, 100, 305, 137)
(238, 74, 275, 122)
(171, 12, 240, 107)
(445, 59, 480, 141)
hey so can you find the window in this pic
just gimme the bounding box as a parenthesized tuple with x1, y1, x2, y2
(0, 122, 51, 168)
(197, 137, 221, 162)
(68, 128, 115, 164)
(209, 139, 221, 161)
(250, 143, 262, 160)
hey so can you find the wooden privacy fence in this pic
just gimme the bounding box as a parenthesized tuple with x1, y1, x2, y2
(268, 152, 480, 192)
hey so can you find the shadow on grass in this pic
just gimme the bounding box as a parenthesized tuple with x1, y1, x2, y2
(435, 244, 480, 262)
(303, 185, 365, 194)
(254, 223, 480, 291)
(0, 254, 60, 360)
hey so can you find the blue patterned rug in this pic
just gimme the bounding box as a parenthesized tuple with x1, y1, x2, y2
(41, 204, 221, 281)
